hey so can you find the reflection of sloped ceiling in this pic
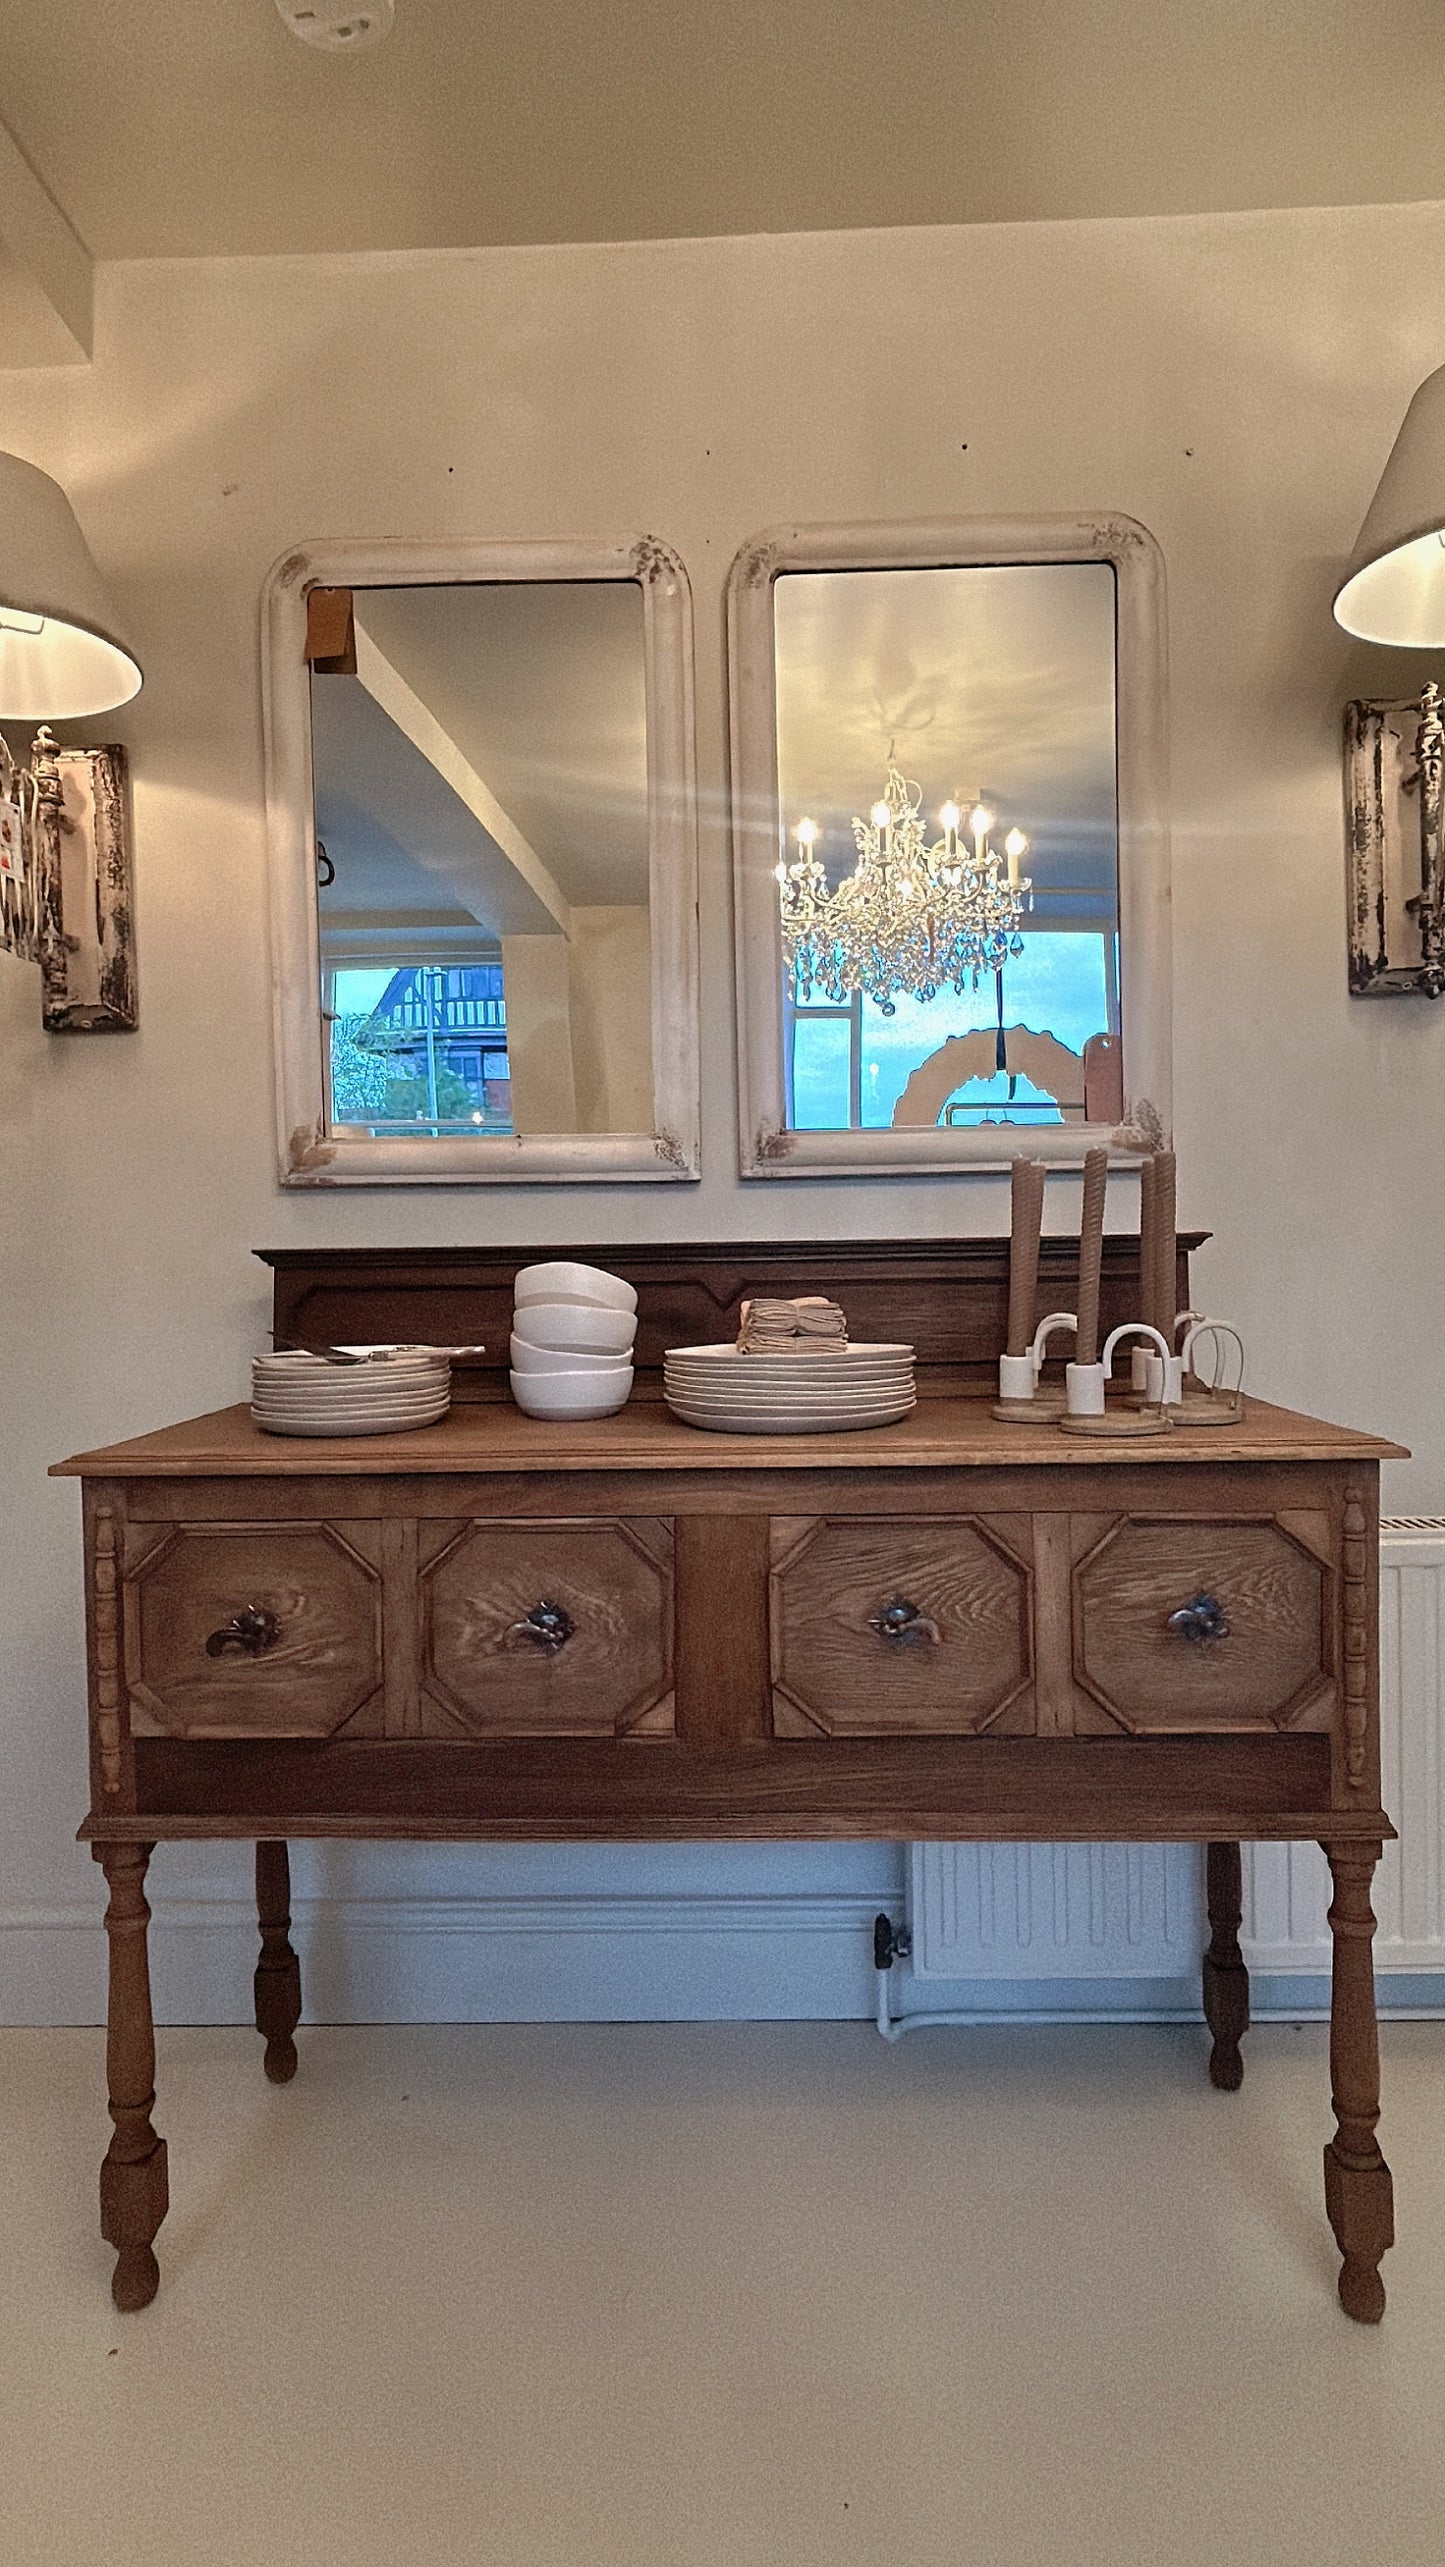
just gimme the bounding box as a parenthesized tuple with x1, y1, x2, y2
(774, 563, 1118, 906)
(313, 674, 560, 937)
(354, 582, 650, 909)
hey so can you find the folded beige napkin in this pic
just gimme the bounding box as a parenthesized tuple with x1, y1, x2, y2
(737, 1296, 849, 1353)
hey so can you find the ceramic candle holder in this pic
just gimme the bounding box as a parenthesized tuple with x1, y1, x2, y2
(994, 1311, 1075, 1420)
(997, 1352, 1035, 1402)
(1061, 1322, 1174, 1438)
(1141, 1350, 1186, 1407)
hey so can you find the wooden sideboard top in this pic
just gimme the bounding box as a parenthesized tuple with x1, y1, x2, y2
(51, 1394, 1408, 1479)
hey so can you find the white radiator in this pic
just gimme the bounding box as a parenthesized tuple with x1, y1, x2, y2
(908, 1520, 1445, 1985)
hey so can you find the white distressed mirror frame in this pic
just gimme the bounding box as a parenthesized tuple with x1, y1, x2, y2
(262, 535, 701, 1186)
(726, 515, 1172, 1177)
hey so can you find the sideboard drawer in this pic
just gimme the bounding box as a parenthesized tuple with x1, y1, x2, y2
(769, 1515, 1033, 1736)
(1072, 1515, 1335, 1733)
(419, 1517, 675, 1737)
(123, 1522, 384, 1739)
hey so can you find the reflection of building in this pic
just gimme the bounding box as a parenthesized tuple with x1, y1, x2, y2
(360, 964, 511, 1125)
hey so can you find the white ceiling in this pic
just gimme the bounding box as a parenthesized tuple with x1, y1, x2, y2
(774, 563, 1117, 906)
(2, 0, 1444, 261)
(314, 577, 650, 939)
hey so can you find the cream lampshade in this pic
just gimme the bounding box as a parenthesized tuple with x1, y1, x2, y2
(1334, 362, 1445, 645)
(0, 453, 142, 720)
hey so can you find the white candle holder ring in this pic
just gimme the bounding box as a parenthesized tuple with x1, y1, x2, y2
(993, 1310, 1075, 1422)
(1059, 1321, 1174, 1438)
(1176, 1320, 1246, 1424)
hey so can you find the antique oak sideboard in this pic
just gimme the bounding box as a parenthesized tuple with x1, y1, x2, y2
(52, 1241, 1406, 2322)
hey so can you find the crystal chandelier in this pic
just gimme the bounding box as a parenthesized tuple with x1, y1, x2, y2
(775, 760, 1032, 1015)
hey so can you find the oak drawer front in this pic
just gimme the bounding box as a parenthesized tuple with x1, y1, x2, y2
(769, 1515, 1033, 1736)
(123, 1522, 384, 1739)
(1072, 1515, 1334, 1733)
(419, 1517, 675, 1738)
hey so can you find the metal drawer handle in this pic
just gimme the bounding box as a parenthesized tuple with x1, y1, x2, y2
(868, 1598, 942, 1646)
(1166, 1592, 1231, 1645)
(205, 1604, 280, 1659)
(506, 1599, 575, 1653)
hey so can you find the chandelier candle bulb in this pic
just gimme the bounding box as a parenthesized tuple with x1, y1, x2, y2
(1074, 1146, 1109, 1368)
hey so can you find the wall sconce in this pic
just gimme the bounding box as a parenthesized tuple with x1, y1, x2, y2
(1336, 362, 1445, 998)
(0, 453, 142, 1031)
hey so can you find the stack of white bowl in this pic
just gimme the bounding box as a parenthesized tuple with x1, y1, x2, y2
(251, 1346, 452, 1438)
(510, 1262, 638, 1419)
(663, 1341, 916, 1435)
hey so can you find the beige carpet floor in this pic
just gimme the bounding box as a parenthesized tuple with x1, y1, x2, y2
(1, 2019, 1443, 2567)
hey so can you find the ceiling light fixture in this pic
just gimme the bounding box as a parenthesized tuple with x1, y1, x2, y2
(273, 0, 395, 53)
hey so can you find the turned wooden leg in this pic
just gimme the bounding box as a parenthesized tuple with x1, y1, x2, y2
(93, 1842, 168, 2313)
(1322, 1839, 1394, 2324)
(1202, 1841, 1250, 2090)
(254, 1840, 302, 2085)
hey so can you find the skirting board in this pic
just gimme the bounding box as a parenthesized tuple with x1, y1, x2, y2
(5, 1891, 1443, 2031)
(0, 1889, 900, 2028)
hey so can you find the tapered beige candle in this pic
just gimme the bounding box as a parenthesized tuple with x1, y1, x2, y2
(1074, 1147, 1109, 1366)
(1152, 1149, 1177, 1348)
(1005, 1157, 1046, 1357)
(1138, 1152, 1159, 1331)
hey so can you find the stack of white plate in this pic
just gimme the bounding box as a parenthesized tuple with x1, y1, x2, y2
(510, 1261, 637, 1420)
(251, 1347, 452, 1438)
(663, 1342, 916, 1435)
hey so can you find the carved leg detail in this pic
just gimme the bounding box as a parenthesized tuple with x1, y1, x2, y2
(94, 1842, 168, 2312)
(1202, 1841, 1250, 2091)
(255, 1841, 302, 2085)
(1323, 1839, 1394, 2324)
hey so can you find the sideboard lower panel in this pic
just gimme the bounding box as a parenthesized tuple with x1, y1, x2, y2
(107, 1731, 1369, 1842)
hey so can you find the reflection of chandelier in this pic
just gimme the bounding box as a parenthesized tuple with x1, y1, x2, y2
(776, 760, 1032, 1015)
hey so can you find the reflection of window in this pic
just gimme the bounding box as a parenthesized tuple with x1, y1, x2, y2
(325, 961, 514, 1134)
(784, 932, 1115, 1132)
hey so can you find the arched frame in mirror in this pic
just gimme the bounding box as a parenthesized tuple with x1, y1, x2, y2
(263, 537, 700, 1186)
(727, 517, 1171, 1177)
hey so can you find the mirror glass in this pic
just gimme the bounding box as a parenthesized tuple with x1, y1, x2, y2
(312, 580, 652, 1141)
(772, 562, 1119, 1133)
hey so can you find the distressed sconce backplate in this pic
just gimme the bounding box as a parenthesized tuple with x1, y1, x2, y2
(1345, 694, 1445, 997)
(0, 731, 136, 1031)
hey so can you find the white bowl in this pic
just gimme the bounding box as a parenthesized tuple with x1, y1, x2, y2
(510, 1333, 629, 1376)
(510, 1365, 633, 1419)
(513, 1261, 638, 1316)
(512, 1299, 637, 1357)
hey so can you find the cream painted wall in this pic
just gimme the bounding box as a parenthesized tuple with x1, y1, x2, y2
(568, 904, 653, 1133)
(2, 205, 1443, 2014)
(500, 931, 579, 1130)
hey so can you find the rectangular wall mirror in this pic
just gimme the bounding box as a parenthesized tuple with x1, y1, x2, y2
(727, 518, 1171, 1176)
(263, 538, 699, 1185)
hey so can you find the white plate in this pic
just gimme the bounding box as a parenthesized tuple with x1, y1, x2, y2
(665, 1403, 915, 1436)
(662, 1365, 908, 1386)
(251, 1394, 451, 1416)
(251, 1409, 450, 1438)
(664, 1341, 913, 1364)
(662, 1386, 908, 1406)
(251, 1410, 451, 1431)
(250, 1386, 451, 1406)
(665, 1407, 916, 1429)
